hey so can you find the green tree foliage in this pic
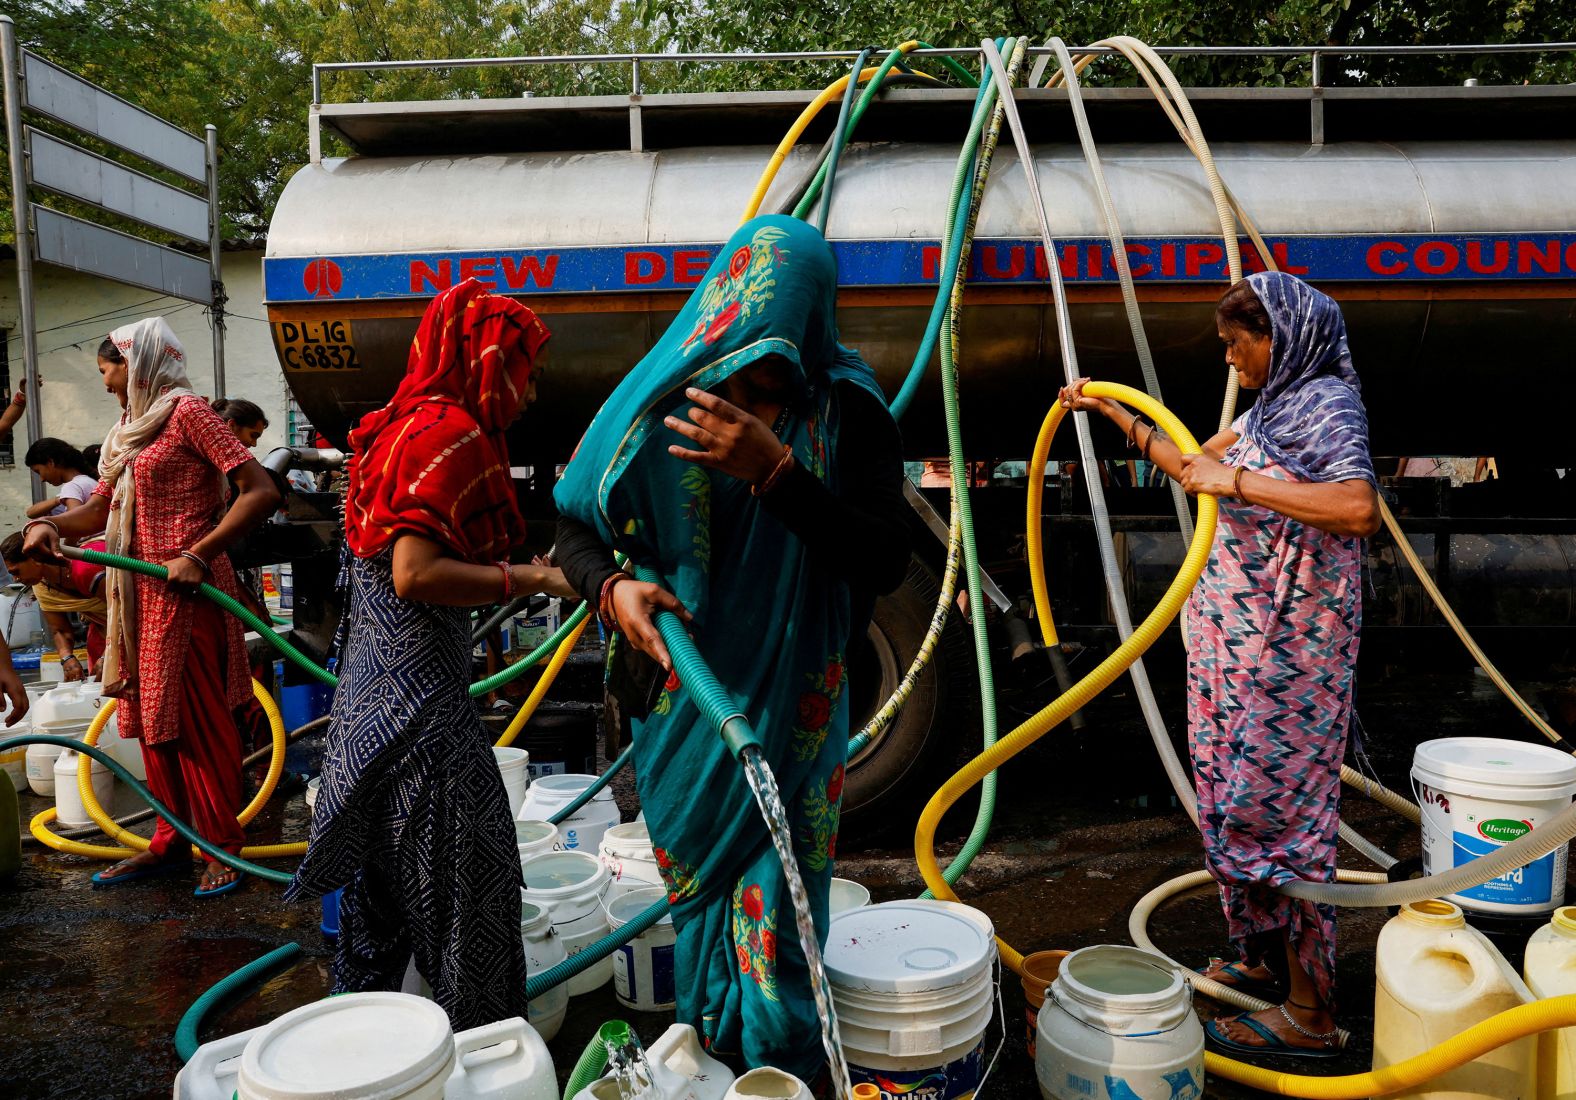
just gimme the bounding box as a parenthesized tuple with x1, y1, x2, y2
(0, 0, 1572, 245)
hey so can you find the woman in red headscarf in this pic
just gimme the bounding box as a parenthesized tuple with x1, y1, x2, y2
(286, 280, 575, 1030)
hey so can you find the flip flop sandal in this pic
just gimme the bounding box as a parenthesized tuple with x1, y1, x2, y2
(1195, 957, 1285, 1002)
(194, 871, 247, 899)
(90, 857, 188, 888)
(1205, 1011, 1341, 1060)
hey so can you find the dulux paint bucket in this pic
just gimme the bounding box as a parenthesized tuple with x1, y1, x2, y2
(1035, 945, 1204, 1100)
(606, 884, 677, 1012)
(826, 900, 997, 1100)
(1413, 737, 1576, 916)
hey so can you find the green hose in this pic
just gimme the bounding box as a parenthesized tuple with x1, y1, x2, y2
(1, 734, 294, 883)
(63, 543, 588, 698)
(812, 47, 872, 234)
(564, 1020, 629, 1098)
(524, 897, 671, 1002)
(175, 943, 303, 1061)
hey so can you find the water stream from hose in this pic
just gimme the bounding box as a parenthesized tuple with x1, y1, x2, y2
(741, 745, 851, 1099)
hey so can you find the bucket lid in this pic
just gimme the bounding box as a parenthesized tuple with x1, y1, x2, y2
(238, 992, 454, 1100)
(826, 901, 994, 994)
(521, 850, 609, 896)
(607, 886, 672, 928)
(1414, 737, 1576, 789)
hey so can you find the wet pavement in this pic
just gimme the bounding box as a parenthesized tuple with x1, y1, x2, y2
(2, 660, 1572, 1099)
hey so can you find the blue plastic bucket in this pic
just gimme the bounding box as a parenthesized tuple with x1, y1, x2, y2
(321, 887, 343, 939)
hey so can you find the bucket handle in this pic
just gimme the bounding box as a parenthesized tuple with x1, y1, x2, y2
(451, 1018, 526, 1076)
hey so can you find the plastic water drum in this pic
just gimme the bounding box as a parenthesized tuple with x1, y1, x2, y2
(521, 850, 612, 995)
(599, 821, 663, 898)
(0, 709, 28, 792)
(27, 718, 91, 797)
(827, 900, 997, 1100)
(518, 773, 619, 853)
(1413, 737, 1576, 915)
(237, 992, 457, 1100)
(53, 746, 114, 827)
(516, 819, 559, 866)
(607, 885, 676, 1012)
(493, 746, 530, 817)
(1036, 945, 1204, 1100)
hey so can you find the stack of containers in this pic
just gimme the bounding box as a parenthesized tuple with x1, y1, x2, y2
(521, 850, 612, 995)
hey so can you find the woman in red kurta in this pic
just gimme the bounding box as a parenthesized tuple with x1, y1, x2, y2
(25, 317, 280, 896)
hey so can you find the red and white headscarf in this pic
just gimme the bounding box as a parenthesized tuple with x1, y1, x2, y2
(345, 279, 550, 564)
(97, 317, 197, 692)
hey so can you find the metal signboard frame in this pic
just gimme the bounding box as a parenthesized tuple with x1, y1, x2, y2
(0, 14, 226, 484)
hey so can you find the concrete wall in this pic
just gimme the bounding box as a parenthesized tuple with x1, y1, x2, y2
(0, 250, 290, 536)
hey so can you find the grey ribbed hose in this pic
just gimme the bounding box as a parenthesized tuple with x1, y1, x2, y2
(983, 38, 1197, 826)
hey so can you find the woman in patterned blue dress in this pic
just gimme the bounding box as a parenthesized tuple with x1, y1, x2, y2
(287, 280, 575, 1030)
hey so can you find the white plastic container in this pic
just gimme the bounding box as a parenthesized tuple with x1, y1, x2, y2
(53, 746, 114, 828)
(829, 877, 871, 915)
(493, 746, 531, 817)
(95, 703, 146, 783)
(237, 992, 458, 1100)
(1373, 899, 1535, 1100)
(443, 1015, 557, 1100)
(516, 819, 559, 865)
(521, 850, 612, 995)
(572, 1023, 734, 1100)
(174, 1025, 262, 1100)
(723, 1068, 812, 1099)
(27, 717, 91, 797)
(305, 776, 320, 812)
(1525, 905, 1576, 1100)
(0, 709, 28, 792)
(1414, 736, 1576, 915)
(32, 683, 100, 727)
(607, 885, 676, 1012)
(1035, 944, 1204, 1100)
(0, 585, 43, 648)
(599, 821, 663, 898)
(521, 900, 568, 1043)
(518, 773, 620, 853)
(827, 900, 997, 1100)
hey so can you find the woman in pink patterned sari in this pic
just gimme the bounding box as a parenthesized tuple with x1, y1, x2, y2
(1061, 271, 1380, 1057)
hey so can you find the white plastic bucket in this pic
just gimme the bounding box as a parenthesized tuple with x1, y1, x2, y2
(493, 747, 531, 817)
(606, 885, 676, 1012)
(1036, 944, 1204, 1100)
(98, 706, 145, 783)
(520, 901, 568, 1043)
(27, 717, 90, 797)
(827, 900, 997, 1100)
(599, 821, 663, 898)
(1413, 736, 1576, 915)
(0, 711, 28, 792)
(238, 991, 456, 1100)
(305, 776, 320, 812)
(829, 877, 871, 915)
(53, 746, 114, 828)
(516, 819, 559, 865)
(521, 850, 611, 995)
(517, 773, 619, 852)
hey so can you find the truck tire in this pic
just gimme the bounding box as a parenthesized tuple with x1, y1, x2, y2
(841, 554, 979, 845)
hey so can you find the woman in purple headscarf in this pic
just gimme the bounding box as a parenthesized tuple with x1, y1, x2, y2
(1061, 271, 1379, 1057)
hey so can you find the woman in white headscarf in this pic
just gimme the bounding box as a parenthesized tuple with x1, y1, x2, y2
(25, 317, 280, 896)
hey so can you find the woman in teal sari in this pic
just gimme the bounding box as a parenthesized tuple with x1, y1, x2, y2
(556, 215, 908, 1082)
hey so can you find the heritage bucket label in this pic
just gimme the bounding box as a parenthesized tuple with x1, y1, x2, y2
(1455, 828, 1557, 905)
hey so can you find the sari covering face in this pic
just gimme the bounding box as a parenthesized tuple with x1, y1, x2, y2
(346, 278, 550, 564)
(555, 216, 886, 1075)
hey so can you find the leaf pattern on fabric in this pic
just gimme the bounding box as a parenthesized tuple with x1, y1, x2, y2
(731, 880, 779, 1002)
(682, 224, 790, 358)
(655, 846, 702, 905)
(798, 763, 843, 873)
(679, 464, 712, 569)
(791, 652, 845, 762)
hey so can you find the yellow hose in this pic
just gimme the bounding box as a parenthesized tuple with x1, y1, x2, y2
(493, 612, 591, 748)
(30, 679, 304, 861)
(739, 44, 921, 223)
(915, 382, 1218, 974)
(1207, 994, 1576, 1097)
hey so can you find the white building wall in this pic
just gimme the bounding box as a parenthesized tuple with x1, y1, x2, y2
(0, 250, 289, 536)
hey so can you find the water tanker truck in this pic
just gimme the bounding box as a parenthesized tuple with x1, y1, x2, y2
(259, 50, 1576, 831)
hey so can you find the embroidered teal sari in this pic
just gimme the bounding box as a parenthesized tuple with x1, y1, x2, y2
(555, 216, 884, 1075)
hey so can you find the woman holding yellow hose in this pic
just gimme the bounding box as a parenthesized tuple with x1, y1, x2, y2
(1061, 272, 1379, 1058)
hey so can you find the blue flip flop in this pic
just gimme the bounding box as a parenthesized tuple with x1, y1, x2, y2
(194, 870, 247, 899)
(90, 857, 188, 887)
(1205, 1013, 1341, 1060)
(1196, 957, 1284, 1003)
